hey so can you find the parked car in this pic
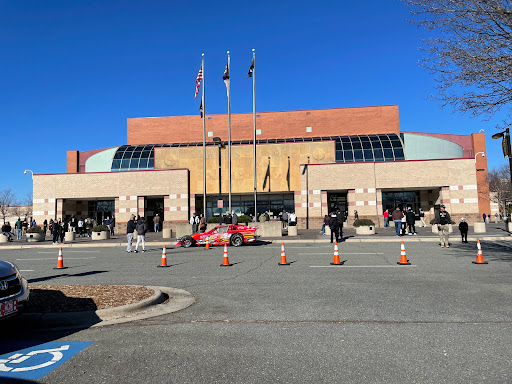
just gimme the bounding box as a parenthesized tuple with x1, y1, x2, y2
(177, 224, 257, 248)
(0, 260, 29, 320)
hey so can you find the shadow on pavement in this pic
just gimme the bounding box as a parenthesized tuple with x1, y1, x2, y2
(28, 270, 108, 284)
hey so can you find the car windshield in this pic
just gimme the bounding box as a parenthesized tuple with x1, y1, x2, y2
(217, 226, 229, 233)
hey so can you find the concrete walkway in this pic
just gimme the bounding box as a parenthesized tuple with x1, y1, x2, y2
(1, 223, 510, 249)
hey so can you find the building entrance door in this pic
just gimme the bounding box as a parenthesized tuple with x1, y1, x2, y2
(88, 200, 115, 226)
(146, 198, 164, 232)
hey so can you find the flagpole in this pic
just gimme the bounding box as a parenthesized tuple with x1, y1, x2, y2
(252, 49, 257, 221)
(227, 51, 232, 214)
(202, 53, 206, 218)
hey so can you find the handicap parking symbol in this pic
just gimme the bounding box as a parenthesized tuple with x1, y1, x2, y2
(0, 341, 93, 380)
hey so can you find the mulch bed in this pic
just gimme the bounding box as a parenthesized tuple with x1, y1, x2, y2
(26, 285, 154, 313)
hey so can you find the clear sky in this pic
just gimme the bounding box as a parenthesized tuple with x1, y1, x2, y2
(1, 0, 508, 201)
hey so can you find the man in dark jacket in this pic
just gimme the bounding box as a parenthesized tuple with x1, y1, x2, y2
(405, 208, 417, 235)
(52, 220, 61, 244)
(458, 217, 469, 243)
(329, 212, 339, 243)
(336, 209, 345, 241)
(435, 205, 451, 248)
(126, 215, 137, 253)
(231, 210, 238, 225)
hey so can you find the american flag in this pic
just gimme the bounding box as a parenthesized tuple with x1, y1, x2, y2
(194, 65, 203, 99)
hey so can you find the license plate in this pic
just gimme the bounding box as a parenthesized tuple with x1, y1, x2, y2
(0, 299, 18, 317)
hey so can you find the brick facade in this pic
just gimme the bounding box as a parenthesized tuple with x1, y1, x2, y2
(127, 105, 400, 145)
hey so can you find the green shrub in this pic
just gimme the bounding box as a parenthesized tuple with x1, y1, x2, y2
(92, 225, 109, 232)
(207, 217, 220, 224)
(27, 226, 43, 234)
(353, 219, 375, 227)
(238, 215, 252, 223)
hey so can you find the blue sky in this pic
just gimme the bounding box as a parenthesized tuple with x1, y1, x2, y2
(1, 0, 508, 200)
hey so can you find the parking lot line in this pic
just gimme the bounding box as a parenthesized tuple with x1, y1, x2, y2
(16, 257, 98, 261)
(300, 252, 384, 255)
(310, 265, 417, 268)
(37, 251, 101, 254)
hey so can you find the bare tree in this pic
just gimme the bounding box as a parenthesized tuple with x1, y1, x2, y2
(0, 189, 19, 224)
(23, 191, 33, 218)
(489, 163, 512, 213)
(403, 0, 512, 120)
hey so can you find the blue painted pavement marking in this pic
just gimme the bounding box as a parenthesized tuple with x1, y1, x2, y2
(0, 341, 93, 380)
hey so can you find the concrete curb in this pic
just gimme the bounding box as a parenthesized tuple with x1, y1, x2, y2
(18, 286, 196, 330)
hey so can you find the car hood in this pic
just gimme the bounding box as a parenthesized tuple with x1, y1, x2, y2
(0, 260, 16, 277)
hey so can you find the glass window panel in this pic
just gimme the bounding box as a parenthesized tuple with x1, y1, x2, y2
(343, 150, 354, 162)
(139, 158, 150, 169)
(148, 158, 154, 168)
(121, 159, 130, 169)
(394, 148, 405, 159)
(351, 138, 362, 150)
(335, 140, 342, 150)
(340, 137, 351, 144)
(390, 140, 402, 147)
(336, 150, 344, 162)
(381, 139, 392, 148)
(122, 151, 133, 160)
(112, 159, 121, 169)
(361, 139, 372, 149)
(363, 149, 374, 161)
(373, 148, 384, 161)
(141, 150, 151, 158)
(353, 149, 364, 161)
(114, 150, 124, 160)
(130, 158, 139, 168)
(383, 148, 394, 160)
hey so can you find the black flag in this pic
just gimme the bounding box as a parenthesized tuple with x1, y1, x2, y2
(286, 157, 291, 191)
(199, 100, 204, 118)
(262, 158, 271, 191)
(248, 57, 255, 78)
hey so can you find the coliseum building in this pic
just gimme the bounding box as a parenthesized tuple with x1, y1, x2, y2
(32, 105, 490, 232)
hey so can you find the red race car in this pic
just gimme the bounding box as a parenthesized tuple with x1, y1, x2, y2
(177, 224, 257, 248)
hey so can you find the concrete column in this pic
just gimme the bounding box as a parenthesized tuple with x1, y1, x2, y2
(56, 199, 64, 221)
(138, 196, 145, 218)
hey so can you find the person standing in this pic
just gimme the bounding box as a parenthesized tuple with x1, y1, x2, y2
(289, 212, 297, 226)
(321, 215, 329, 234)
(52, 220, 60, 244)
(126, 214, 137, 253)
(109, 215, 115, 235)
(401, 211, 407, 236)
(134, 217, 147, 253)
(406, 208, 417, 235)
(281, 211, 288, 229)
(336, 209, 345, 241)
(435, 205, 451, 248)
(383, 210, 389, 228)
(15, 218, 22, 240)
(190, 213, 199, 233)
(199, 214, 207, 233)
(419, 208, 426, 227)
(78, 218, 84, 237)
(482, 213, 487, 222)
(485, 214, 490, 224)
(329, 212, 339, 243)
(231, 210, 238, 225)
(494, 213, 498, 224)
(391, 207, 404, 237)
(22, 218, 28, 237)
(354, 210, 359, 222)
(60, 220, 67, 243)
(459, 217, 469, 243)
(43, 219, 48, 234)
(153, 214, 161, 233)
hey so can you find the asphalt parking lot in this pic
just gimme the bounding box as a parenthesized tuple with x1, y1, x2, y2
(1, 240, 511, 383)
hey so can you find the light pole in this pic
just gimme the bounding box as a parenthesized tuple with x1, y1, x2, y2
(213, 137, 225, 224)
(24, 169, 33, 180)
(301, 157, 310, 229)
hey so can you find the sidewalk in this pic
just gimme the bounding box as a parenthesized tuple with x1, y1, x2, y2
(1, 224, 511, 249)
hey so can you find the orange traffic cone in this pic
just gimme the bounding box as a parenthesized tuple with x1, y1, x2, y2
(472, 240, 488, 265)
(397, 241, 411, 265)
(330, 241, 343, 265)
(158, 245, 170, 268)
(220, 244, 232, 267)
(205, 236, 210, 250)
(54, 247, 66, 269)
(278, 242, 290, 265)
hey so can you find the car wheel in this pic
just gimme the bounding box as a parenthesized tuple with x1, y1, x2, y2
(181, 235, 195, 248)
(230, 233, 244, 247)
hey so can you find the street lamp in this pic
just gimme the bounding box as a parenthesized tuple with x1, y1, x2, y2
(474, 152, 485, 164)
(213, 137, 226, 224)
(24, 170, 33, 179)
(491, 128, 512, 189)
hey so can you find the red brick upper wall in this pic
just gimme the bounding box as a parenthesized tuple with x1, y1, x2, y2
(127, 105, 400, 145)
